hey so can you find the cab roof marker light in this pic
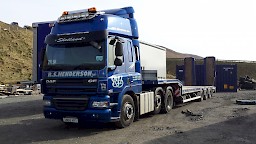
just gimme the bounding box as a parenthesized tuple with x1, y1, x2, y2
(88, 7, 97, 13)
(62, 11, 69, 15)
(58, 8, 104, 23)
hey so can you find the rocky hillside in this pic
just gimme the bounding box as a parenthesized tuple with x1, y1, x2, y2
(0, 21, 32, 84)
(164, 46, 202, 59)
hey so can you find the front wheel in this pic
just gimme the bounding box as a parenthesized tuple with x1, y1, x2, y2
(115, 94, 135, 128)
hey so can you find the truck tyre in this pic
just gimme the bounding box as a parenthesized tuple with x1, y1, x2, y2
(207, 89, 212, 99)
(209, 89, 213, 98)
(116, 94, 135, 128)
(161, 89, 173, 113)
(202, 91, 207, 100)
(153, 87, 163, 114)
(253, 84, 256, 90)
(195, 92, 203, 102)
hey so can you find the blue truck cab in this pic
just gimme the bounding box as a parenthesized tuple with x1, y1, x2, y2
(32, 7, 215, 128)
(39, 7, 144, 127)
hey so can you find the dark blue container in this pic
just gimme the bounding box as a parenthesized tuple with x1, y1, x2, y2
(195, 65, 205, 86)
(176, 65, 184, 84)
(36, 22, 53, 82)
(215, 65, 237, 92)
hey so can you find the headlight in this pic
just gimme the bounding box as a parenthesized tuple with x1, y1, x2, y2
(43, 100, 51, 106)
(92, 101, 109, 108)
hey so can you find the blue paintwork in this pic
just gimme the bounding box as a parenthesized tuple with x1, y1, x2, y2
(107, 16, 133, 37)
(36, 23, 53, 81)
(44, 95, 112, 122)
(44, 107, 112, 122)
(104, 7, 138, 38)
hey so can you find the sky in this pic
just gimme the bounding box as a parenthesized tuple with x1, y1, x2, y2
(1, 0, 256, 61)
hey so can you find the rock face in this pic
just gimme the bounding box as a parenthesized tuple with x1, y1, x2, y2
(0, 21, 32, 84)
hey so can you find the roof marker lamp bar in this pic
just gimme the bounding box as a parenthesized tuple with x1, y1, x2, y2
(58, 7, 99, 23)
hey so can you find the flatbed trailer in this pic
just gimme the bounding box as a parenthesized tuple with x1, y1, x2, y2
(182, 86, 216, 102)
(155, 79, 215, 103)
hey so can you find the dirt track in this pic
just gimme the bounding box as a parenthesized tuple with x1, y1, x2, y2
(0, 90, 256, 144)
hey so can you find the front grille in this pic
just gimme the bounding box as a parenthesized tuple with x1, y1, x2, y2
(48, 87, 97, 94)
(46, 78, 98, 94)
(53, 97, 88, 111)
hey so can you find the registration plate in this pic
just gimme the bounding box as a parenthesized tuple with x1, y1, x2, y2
(63, 117, 78, 123)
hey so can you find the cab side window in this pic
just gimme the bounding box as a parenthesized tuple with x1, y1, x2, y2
(134, 46, 140, 61)
(108, 39, 115, 66)
(127, 41, 133, 62)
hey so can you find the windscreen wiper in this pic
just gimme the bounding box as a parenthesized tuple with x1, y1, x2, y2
(89, 41, 102, 50)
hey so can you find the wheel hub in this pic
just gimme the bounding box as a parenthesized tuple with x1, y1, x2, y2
(155, 94, 161, 108)
(166, 96, 172, 111)
(124, 103, 133, 119)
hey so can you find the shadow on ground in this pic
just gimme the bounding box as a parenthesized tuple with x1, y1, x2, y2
(0, 118, 117, 144)
(0, 99, 43, 119)
(145, 113, 256, 144)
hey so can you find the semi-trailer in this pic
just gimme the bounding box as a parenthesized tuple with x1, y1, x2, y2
(32, 7, 215, 128)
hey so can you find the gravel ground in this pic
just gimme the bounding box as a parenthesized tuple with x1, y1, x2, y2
(0, 90, 256, 144)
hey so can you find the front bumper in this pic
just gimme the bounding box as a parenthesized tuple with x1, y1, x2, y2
(44, 107, 118, 123)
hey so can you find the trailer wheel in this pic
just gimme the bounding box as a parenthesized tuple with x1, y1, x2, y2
(253, 84, 256, 90)
(209, 89, 213, 98)
(203, 91, 207, 100)
(153, 87, 163, 114)
(195, 92, 203, 102)
(116, 94, 135, 128)
(207, 89, 212, 99)
(161, 89, 173, 113)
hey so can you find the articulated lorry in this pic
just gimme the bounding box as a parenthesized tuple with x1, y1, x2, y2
(32, 7, 215, 128)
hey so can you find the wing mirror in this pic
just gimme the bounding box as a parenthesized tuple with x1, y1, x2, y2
(115, 42, 123, 56)
(114, 58, 123, 66)
(109, 39, 116, 45)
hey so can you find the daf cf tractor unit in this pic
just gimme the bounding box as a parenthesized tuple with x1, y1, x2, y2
(32, 7, 215, 128)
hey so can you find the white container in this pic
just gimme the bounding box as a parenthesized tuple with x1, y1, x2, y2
(140, 41, 166, 79)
